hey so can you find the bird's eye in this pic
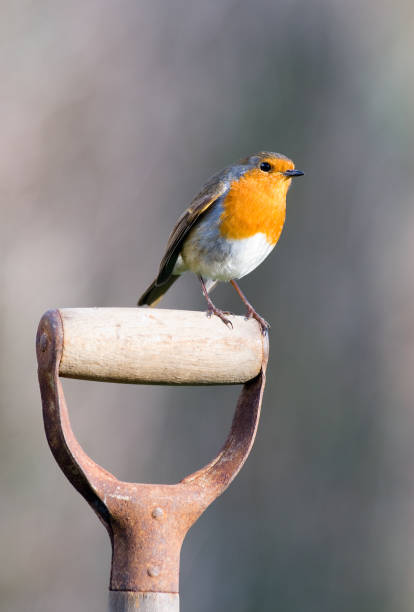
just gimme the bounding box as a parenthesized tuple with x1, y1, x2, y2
(260, 161, 272, 172)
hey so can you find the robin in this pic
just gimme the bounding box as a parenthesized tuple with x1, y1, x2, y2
(138, 151, 303, 333)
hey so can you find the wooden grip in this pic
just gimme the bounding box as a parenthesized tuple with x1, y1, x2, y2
(58, 308, 265, 385)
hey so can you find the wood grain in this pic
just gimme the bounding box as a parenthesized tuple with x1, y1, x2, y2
(58, 308, 264, 385)
(108, 591, 179, 611)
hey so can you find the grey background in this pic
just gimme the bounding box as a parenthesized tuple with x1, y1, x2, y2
(1, 1, 414, 610)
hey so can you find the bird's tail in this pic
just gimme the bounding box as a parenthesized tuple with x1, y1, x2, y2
(138, 275, 180, 307)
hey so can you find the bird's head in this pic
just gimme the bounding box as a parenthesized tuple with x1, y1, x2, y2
(233, 151, 304, 203)
(244, 151, 303, 182)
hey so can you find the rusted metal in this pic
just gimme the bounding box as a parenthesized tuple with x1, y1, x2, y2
(36, 308, 268, 595)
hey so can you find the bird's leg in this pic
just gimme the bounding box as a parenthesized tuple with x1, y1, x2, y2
(230, 280, 270, 334)
(199, 276, 233, 329)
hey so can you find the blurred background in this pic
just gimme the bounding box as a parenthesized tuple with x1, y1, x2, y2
(1, 1, 414, 610)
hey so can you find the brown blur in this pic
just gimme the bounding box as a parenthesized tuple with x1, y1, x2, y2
(1, 1, 414, 611)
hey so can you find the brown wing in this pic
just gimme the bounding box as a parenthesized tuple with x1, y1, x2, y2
(155, 178, 228, 285)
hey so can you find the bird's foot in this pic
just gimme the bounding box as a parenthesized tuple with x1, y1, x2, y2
(206, 306, 233, 329)
(245, 308, 270, 335)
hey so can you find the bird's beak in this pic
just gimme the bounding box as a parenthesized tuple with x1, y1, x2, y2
(283, 169, 304, 177)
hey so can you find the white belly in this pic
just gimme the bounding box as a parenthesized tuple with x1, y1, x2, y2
(175, 229, 275, 281)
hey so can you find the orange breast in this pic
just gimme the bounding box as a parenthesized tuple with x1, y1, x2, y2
(219, 168, 288, 244)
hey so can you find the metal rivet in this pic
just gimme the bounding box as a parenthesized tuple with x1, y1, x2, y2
(151, 507, 164, 519)
(147, 566, 160, 577)
(40, 333, 48, 352)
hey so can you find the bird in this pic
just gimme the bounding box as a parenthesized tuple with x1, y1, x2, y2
(138, 151, 303, 333)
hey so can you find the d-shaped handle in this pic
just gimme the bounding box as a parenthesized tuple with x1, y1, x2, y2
(37, 308, 268, 606)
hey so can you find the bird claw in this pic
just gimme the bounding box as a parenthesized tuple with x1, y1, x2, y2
(245, 308, 270, 335)
(206, 307, 233, 329)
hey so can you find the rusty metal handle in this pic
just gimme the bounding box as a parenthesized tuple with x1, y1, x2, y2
(36, 308, 268, 611)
